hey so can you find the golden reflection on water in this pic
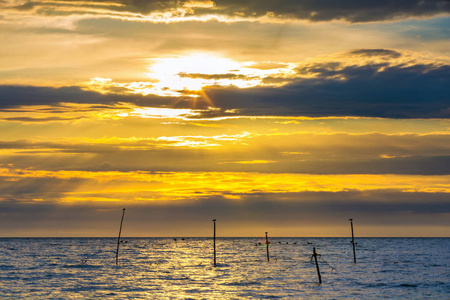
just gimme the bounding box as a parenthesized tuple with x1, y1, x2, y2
(113, 238, 320, 298)
(1, 237, 448, 299)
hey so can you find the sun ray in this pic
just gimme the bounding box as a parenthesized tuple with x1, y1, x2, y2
(199, 90, 214, 107)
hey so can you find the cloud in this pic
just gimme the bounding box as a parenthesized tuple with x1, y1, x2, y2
(82, 49, 450, 118)
(0, 85, 176, 108)
(349, 49, 402, 58)
(0, 48, 448, 118)
(0, 85, 109, 107)
(178, 73, 251, 80)
(0, 190, 448, 236)
(2, 116, 86, 122)
(3, 0, 449, 23)
(211, 0, 450, 23)
(205, 50, 450, 118)
(0, 163, 448, 236)
(2, 128, 450, 175)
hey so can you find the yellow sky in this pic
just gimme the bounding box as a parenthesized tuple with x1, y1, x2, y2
(0, 0, 449, 236)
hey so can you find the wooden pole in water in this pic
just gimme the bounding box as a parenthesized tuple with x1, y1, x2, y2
(115, 208, 125, 266)
(349, 218, 356, 263)
(265, 232, 270, 262)
(313, 247, 322, 284)
(213, 219, 216, 267)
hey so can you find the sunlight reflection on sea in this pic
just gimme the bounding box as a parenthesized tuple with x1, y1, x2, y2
(0, 238, 448, 299)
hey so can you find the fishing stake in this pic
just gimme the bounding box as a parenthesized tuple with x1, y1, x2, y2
(265, 232, 270, 262)
(312, 247, 322, 284)
(115, 208, 125, 266)
(349, 218, 356, 263)
(213, 219, 216, 267)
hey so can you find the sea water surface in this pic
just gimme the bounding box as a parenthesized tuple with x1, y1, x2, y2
(0, 237, 448, 299)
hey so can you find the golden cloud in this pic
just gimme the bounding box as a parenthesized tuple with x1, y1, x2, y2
(1, 166, 449, 203)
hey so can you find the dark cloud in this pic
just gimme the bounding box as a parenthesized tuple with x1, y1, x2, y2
(1, 116, 86, 122)
(273, 155, 450, 175)
(0, 85, 176, 108)
(0, 85, 108, 107)
(0, 139, 122, 153)
(0, 176, 90, 202)
(7, 0, 450, 23)
(0, 191, 448, 236)
(206, 59, 450, 119)
(203, 0, 450, 23)
(349, 49, 403, 58)
(3, 153, 448, 175)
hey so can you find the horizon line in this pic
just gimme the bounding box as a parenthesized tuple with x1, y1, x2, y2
(0, 236, 448, 239)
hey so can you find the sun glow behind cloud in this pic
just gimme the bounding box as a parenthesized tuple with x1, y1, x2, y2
(83, 53, 295, 98)
(117, 107, 202, 119)
(145, 53, 296, 96)
(148, 53, 242, 92)
(80, 49, 446, 102)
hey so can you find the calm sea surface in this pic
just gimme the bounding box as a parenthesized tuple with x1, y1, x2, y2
(0, 237, 448, 299)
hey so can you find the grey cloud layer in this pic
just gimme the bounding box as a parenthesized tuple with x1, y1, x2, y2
(0, 191, 448, 236)
(7, 0, 450, 22)
(0, 85, 171, 108)
(206, 55, 450, 119)
(193, 0, 450, 22)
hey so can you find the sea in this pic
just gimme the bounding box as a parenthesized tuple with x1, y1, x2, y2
(0, 237, 448, 299)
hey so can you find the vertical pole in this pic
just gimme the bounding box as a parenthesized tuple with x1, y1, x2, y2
(213, 219, 216, 267)
(313, 247, 322, 284)
(349, 218, 356, 263)
(115, 208, 125, 266)
(265, 232, 270, 262)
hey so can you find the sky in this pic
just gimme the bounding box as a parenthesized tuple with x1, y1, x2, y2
(0, 0, 449, 237)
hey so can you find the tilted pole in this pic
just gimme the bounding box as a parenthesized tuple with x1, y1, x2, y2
(115, 208, 126, 266)
(313, 247, 322, 284)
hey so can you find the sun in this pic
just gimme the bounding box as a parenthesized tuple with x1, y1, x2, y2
(146, 53, 242, 93)
(150, 53, 240, 77)
(84, 53, 289, 99)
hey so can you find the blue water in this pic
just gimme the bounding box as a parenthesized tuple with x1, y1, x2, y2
(0, 238, 448, 299)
